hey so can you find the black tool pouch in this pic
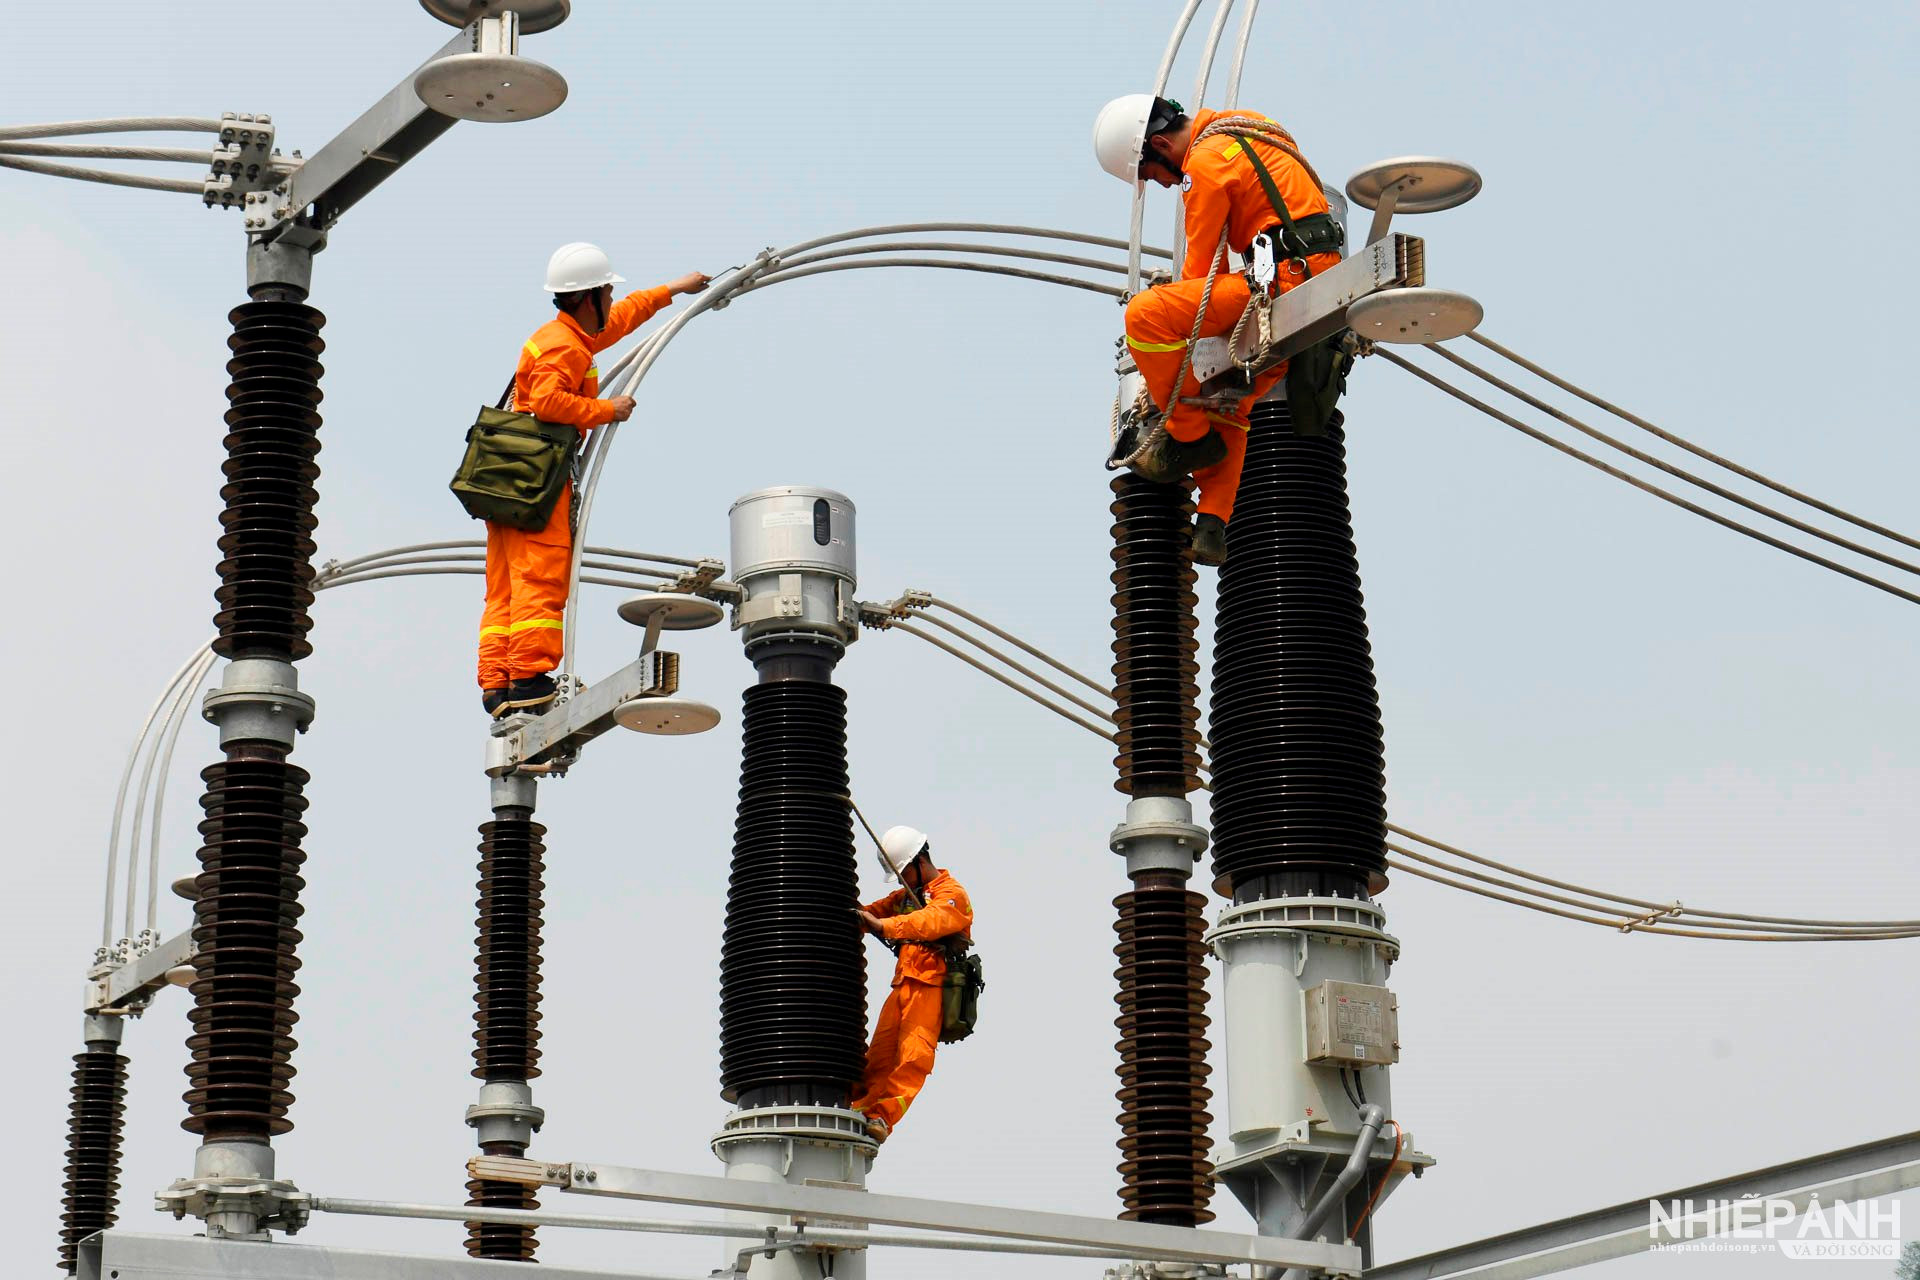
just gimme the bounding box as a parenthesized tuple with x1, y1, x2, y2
(1285, 336, 1353, 438)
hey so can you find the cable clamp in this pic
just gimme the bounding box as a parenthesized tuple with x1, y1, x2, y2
(1618, 901, 1684, 933)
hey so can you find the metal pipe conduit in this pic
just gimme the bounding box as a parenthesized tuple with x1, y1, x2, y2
(312, 1197, 1163, 1260)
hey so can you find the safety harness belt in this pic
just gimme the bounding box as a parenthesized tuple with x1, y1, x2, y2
(1225, 132, 1345, 270)
(1222, 131, 1352, 437)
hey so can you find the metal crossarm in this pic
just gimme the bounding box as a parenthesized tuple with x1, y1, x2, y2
(85, 928, 192, 1013)
(468, 1156, 1364, 1273)
(255, 28, 473, 240)
(1369, 1129, 1920, 1279)
(1188, 232, 1424, 388)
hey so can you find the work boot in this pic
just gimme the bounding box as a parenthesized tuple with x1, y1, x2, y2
(481, 687, 512, 717)
(1192, 514, 1228, 567)
(1129, 427, 1228, 485)
(863, 1114, 891, 1144)
(506, 673, 558, 712)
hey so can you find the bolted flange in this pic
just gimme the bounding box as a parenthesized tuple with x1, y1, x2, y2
(201, 658, 314, 749)
(154, 1175, 310, 1238)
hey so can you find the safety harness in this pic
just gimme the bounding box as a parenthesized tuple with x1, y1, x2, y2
(1224, 129, 1354, 435)
(881, 883, 984, 1045)
(1113, 115, 1351, 468)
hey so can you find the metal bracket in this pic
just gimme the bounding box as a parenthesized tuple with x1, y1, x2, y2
(202, 113, 299, 211)
(1189, 233, 1424, 391)
(85, 928, 194, 1014)
(857, 588, 933, 631)
(708, 248, 781, 311)
(155, 1176, 311, 1237)
(488, 652, 656, 773)
(662, 556, 729, 595)
(246, 25, 479, 241)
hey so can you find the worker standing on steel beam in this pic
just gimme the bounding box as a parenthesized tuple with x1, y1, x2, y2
(476, 243, 709, 715)
(852, 826, 974, 1144)
(1095, 97, 1344, 565)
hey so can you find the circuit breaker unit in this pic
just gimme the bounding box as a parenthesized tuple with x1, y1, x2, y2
(1303, 979, 1400, 1067)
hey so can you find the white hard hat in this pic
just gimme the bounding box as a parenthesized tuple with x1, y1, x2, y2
(876, 825, 931, 881)
(1093, 94, 1156, 185)
(544, 241, 625, 293)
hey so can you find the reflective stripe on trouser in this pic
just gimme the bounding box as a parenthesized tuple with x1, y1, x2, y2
(849, 977, 943, 1131)
(1122, 254, 1340, 522)
(476, 481, 573, 687)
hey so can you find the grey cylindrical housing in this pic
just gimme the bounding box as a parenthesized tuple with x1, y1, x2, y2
(728, 487, 858, 652)
(729, 486, 856, 582)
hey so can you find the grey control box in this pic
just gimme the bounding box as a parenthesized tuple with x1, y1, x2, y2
(1304, 980, 1400, 1067)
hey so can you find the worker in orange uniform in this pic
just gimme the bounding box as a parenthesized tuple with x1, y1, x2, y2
(478, 242, 711, 715)
(851, 825, 973, 1144)
(1094, 96, 1344, 565)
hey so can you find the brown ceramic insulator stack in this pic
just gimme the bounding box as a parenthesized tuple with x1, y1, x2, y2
(182, 287, 324, 1150)
(465, 812, 546, 1261)
(465, 1166, 539, 1262)
(213, 298, 324, 661)
(58, 1042, 128, 1273)
(1113, 873, 1215, 1225)
(182, 758, 309, 1141)
(1107, 473, 1213, 1226)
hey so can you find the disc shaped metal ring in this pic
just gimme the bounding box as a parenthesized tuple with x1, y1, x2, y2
(414, 53, 567, 122)
(613, 696, 722, 736)
(1346, 287, 1484, 344)
(1344, 156, 1483, 212)
(419, 0, 571, 32)
(615, 591, 726, 631)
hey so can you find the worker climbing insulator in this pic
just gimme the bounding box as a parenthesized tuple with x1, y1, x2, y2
(465, 810, 547, 1261)
(1209, 405, 1388, 901)
(58, 1023, 128, 1273)
(1107, 473, 1213, 1226)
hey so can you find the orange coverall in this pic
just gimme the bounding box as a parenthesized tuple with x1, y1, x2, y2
(1123, 108, 1341, 523)
(476, 285, 673, 689)
(850, 868, 973, 1133)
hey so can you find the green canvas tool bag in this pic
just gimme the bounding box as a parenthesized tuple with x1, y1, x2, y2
(938, 946, 985, 1044)
(449, 375, 580, 532)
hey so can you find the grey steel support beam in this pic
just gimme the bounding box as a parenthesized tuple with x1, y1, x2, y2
(80, 1231, 688, 1280)
(1188, 232, 1424, 388)
(468, 1156, 1364, 1273)
(1369, 1129, 1920, 1279)
(84, 928, 192, 1013)
(252, 28, 474, 239)
(487, 652, 657, 772)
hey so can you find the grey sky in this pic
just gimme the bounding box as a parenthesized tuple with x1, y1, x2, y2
(5, 2, 1917, 1276)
